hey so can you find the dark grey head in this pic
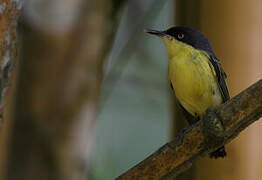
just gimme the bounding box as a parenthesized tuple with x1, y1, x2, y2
(145, 26, 217, 57)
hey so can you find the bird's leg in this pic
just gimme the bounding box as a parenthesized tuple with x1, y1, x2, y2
(196, 115, 200, 121)
(203, 108, 225, 136)
(203, 108, 227, 158)
(177, 123, 195, 144)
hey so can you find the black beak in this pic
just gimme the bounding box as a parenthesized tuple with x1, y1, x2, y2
(144, 29, 166, 36)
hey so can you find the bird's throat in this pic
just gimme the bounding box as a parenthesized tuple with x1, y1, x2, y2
(161, 37, 194, 60)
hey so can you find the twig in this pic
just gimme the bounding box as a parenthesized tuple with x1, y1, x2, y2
(117, 79, 262, 180)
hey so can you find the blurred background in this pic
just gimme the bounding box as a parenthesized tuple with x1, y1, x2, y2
(89, 1, 173, 179)
(90, 0, 262, 179)
(0, 0, 262, 180)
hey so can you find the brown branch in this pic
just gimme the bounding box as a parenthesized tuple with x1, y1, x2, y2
(117, 79, 262, 180)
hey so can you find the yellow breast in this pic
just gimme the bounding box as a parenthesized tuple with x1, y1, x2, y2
(168, 49, 223, 117)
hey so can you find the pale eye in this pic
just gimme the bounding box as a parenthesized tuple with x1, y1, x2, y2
(177, 33, 184, 39)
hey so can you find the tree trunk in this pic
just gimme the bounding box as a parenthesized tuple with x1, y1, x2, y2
(0, 0, 21, 129)
(0, 1, 126, 180)
(0, 0, 22, 176)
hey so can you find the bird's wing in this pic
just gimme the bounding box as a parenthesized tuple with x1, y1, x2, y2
(208, 54, 230, 102)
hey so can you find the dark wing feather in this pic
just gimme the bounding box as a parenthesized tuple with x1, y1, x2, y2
(206, 54, 229, 158)
(208, 55, 230, 102)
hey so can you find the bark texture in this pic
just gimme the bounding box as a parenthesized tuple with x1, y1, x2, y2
(117, 79, 262, 180)
(0, 0, 21, 127)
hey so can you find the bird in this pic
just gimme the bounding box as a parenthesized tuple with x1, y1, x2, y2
(145, 26, 230, 158)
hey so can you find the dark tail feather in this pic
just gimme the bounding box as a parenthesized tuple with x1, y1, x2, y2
(209, 146, 227, 158)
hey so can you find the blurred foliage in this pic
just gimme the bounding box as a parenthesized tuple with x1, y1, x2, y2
(89, 1, 174, 179)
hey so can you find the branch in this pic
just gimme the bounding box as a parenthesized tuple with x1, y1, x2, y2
(117, 79, 262, 180)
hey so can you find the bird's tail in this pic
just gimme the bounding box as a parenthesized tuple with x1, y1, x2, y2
(209, 146, 226, 158)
